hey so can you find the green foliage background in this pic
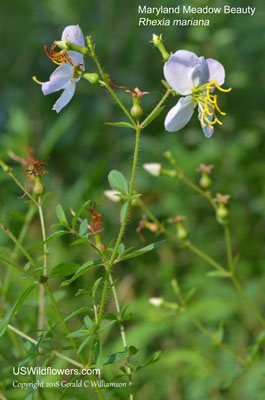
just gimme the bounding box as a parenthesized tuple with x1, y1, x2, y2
(0, 0, 265, 399)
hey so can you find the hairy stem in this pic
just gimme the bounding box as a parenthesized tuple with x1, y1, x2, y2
(37, 198, 48, 333)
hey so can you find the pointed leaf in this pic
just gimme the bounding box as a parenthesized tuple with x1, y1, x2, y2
(120, 201, 129, 223)
(61, 261, 103, 287)
(0, 285, 35, 337)
(79, 219, 89, 237)
(206, 270, 231, 278)
(141, 106, 165, 128)
(103, 350, 129, 365)
(50, 262, 80, 278)
(119, 241, 165, 261)
(56, 204, 67, 224)
(63, 307, 90, 322)
(105, 122, 135, 129)
(71, 200, 91, 229)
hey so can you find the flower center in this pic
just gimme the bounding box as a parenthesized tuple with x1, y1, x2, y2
(191, 80, 231, 128)
(44, 42, 73, 66)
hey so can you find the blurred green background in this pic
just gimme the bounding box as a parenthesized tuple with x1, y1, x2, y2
(1, 0, 265, 399)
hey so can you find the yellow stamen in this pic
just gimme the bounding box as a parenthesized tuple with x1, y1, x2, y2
(32, 76, 45, 85)
(192, 79, 231, 129)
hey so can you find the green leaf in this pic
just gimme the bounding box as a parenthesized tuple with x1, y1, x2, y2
(78, 336, 91, 354)
(92, 277, 103, 297)
(79, 219, 89, 237)
(206, 270, 231, 278)
(103, 350, 129, 365)
(63, 308, 90, 322)
(129, 345, 139, 356)
(71, 200, 91, 229)
(141, 106, 165, 128)
(102, 313, 118, 320)
(66, 330, 90, 338)
(56, 204, 67, 224)
(118, 243, 125, 255)
(42, 230, 70, 245)
(0, 285, 35, 337)
(50, 262, 80, 278)
(94, 338, 103, 370)
(105, 121, 135, 129)
(108, 170, 128, 193)
(119, 241, 166, 261)
(161, 79, 169, 89)
(98, 320, 116, 332)
(120, 201, 129, 223)
(135, 350, 162, 371)
(71, 238, 89, 246)
(61, 261, 103, 287)
(84, 315, 94, 330)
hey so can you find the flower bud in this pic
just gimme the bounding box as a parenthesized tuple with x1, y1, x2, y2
(161, 168, 178, 178)
(177, 224, 188, 240)
(149, 297, 163, 307)
(32, 176, 45, 196)
(143, 163, 161, 177)
(81, 72, 99, 84)
(130, 91, 144, 118)
(151, 34, 170, 61)
(104, 190, 121, 202)
(0, 158, 12, 173)
(199, 172, 212, 189)
(216, 204, 229, 224)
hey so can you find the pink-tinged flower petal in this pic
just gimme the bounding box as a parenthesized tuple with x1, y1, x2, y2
(62, 25, 85, 66)
(206, 58, 225, 86)
(164, 96, 195, 132)
(52, 82, 76, 113)
(42, 63, 73, 95)
(198, 104, 214, 138)
(164, 50, 206, 95)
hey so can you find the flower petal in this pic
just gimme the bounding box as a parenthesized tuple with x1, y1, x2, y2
(164, 96, 195, 132)
(42, 63, 73, 95)
(164, 50, 205, 95)
(198, 104, 214, 138)
(62, 25, 85, 66)
(52, 82, 76, 113)
(206, 58, 225, 86)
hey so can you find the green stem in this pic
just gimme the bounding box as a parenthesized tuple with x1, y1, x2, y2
(108, 273, 133, 398)
(43, 282, 85, 362)
(7, 324, 83, 368)
(140, 87, 172, 129)
(97, 127, 141, 327)
(89, 49, 136, 127)
(37, 198, 48, 332)
(224, 224, 233, 270)
(183, 240, 229, 275)
(138, 199, 265, 332)
(8, 170, 38, 206)
(43, 284, 105, 399)
(186, 311, 245, 365)
(0, 254, 34, 278)
(231, 276, 265, 330)
(0, 222, 38, 270)
(178, 171, 217, 210)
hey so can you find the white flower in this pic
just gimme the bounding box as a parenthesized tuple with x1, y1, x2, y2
(149, 297, 163, 307)
(143, 163, 161, 176)
(104, 190, 121, 202)
(41, 25, 85, 113)
(164, 50, 231, 137)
